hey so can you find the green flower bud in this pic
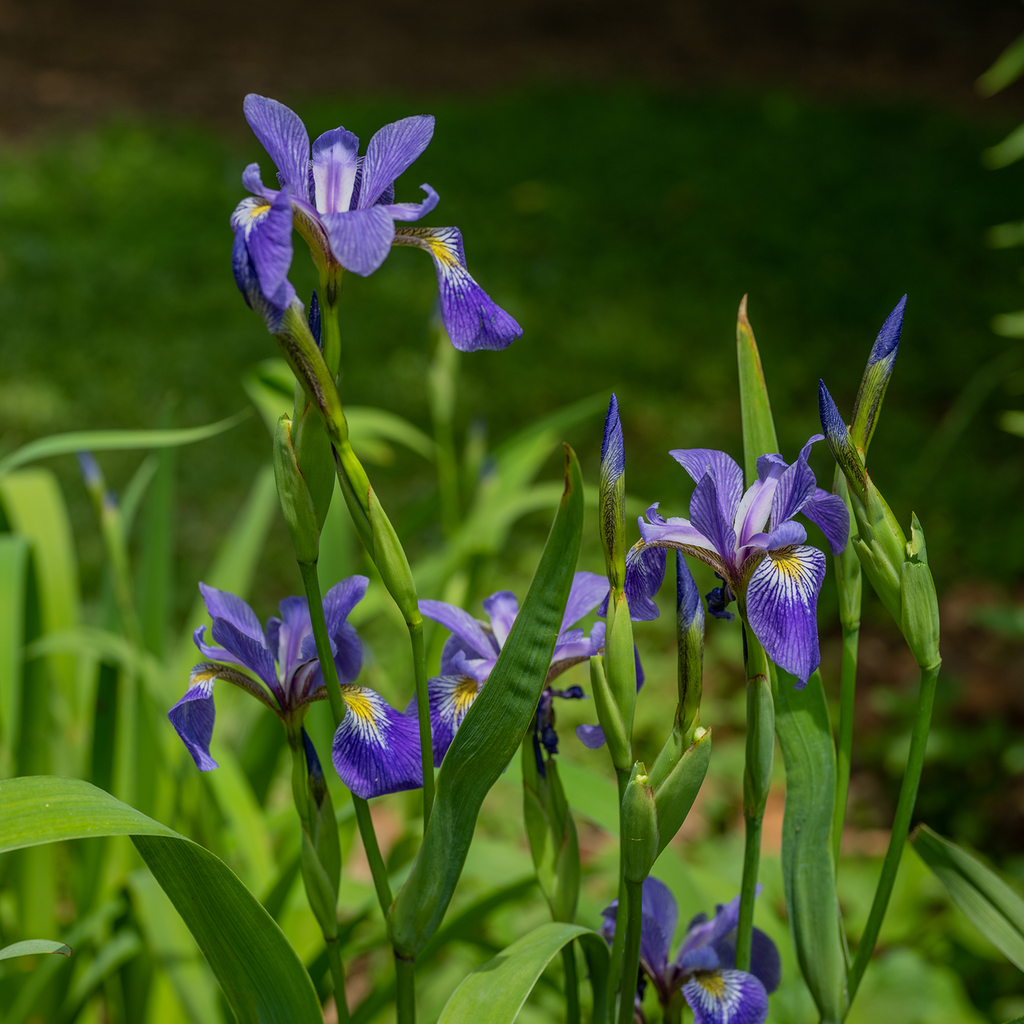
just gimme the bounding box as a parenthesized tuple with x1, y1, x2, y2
(274, 415, 320, 566)
(649, 726, 711, 856)
(589, 654, 631, 772)
(291, 398, 335, 532)
(621, 762, 659, 883)
(900, 515, 941, 672)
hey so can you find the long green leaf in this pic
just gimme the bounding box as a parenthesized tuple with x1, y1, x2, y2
(735, 296, 779, 484)
(390, 447, 585, 956)
(0, 412, 249, 477)
(0, 533, 27, 772)
(911, 824, 1024, 970)
(0, 777, 322, 1024)
(436, 922, 608, 1024)
(0, 938, 71, 959)
(774, 667, 848, 1021)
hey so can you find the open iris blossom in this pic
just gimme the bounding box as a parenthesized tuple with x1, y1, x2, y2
(169, 577, 422, 799)
(602, 878, 780, 1024)
(231, 94, 522, 352)
(419, 571, 611, 760)
(636, 438, 849, 683)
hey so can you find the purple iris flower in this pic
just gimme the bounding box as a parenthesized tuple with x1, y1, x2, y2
(418, 571, 611, 761)
(231, 94, 522, 352)
(636, 438, 849, 684)
(169, 577, 422, 800)
(602, 878, 780, 1024)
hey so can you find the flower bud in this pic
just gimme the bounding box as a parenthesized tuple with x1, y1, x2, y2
(851, 295, 905, 453)
(621, 762, 659, 883)
(649, 726, 711, 856)
(588, 654, 631, 772)
(273, 415, 321, 566)
(900, 515, 941, 671)
(299, 731, 340, 939)
(599, 394, 627, 591)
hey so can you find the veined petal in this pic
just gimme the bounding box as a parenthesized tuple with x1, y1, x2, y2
(199, 583, 264, 643)
(427, 673, 483, 761)
(240, 188, 296, 306)
(689, 473, 737, 564)
(392, 225, 522, 351)
(638, 514, 718, 557)
(714, 928, 782, 996)
(357, 115, 435, 209)
(331, 685, 422, 798)
(601, 393, 625, 488)
(745, 545, 826, 685)
(623, 541, 668, 621)
(561, 571, 609, 633)
(733, 463, 785, 550)
(243, 94, 311, 201)
(747, 519, 806, 551)
(311, 127, 360, 214)
(801, 489, 849, 555)
(231, 230, 294, 332)
(209, 617, 281, 696)
(192, 624, 245, 668)
(770, 439, 819, 525)
(330, 619, 363, 684)
(440, 645, 495, 683)
(670, 449, 744, 525)
(273, 595, 313, 678)
(323, 575, 370, 635)
(420, 599, 497, 660)
(482, 590, 519, 646)
(682, 969, 768, 1024)
(379, 183, 440, 222)
(240, 162, 274, 200)
(639, 877, 677, 974)
(677, 945, 721, 974)
(320, 205, 395, 277)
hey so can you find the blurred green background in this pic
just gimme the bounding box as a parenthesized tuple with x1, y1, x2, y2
(2, 4, 1024, 1018)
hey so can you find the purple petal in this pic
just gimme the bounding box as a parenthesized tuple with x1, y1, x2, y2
(274, 595, 313, 677)
(331, 686, 423, 798)
(624, 542, 668, 621)
(379, 184, 440, 222)
(601, 394, 625, 488)
(770, 445, 818, 526)
(243, 94, 311, 202)
(745, 545, 826, 685)
(420, 599, 497, 660)
(640, 877, 678, 972)
(199, 583, 263, 643)
(733, 465, 784, 552)
(311, 127, 360, 214)
(670, 449, 744, 525)
(323, 575, 370, 635)
(867, 294, 905, 369)
(677, 946, 721, 973)
(329, 620, 363, 684)
(231, 190, 296, 314)
(392, 226, 522, 352)
(230, 230, 293, 333)
(209, 617, 281, 695)
(320, 205, 395, 277)
(746, 519, 806, 551)
(638, 515, 718, 557)
(575, 723, 607, 749)
(688, 473, 737, 563)
(561, 571, 609, 633)
(682, 969, 768, 1024)
(168, 667, 219, 771)
(241, 162, 273, 199)
(357, 115, 435, 210)
(192, 624, 241, 666)
(677, 552, 703, 634)
(426, 673, 483, 761)
(714, 929, 781, 996)
(801, 490, 849, 555)
(482, 591, 519, 646)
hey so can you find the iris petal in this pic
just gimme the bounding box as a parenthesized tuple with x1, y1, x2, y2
(622, 541, 668, 621)
(561, 571, 610, 633)
(670, 449, 744, 525)
(168, 668, 218, 771)
(421, 599, 497, 660)
(482, 591, 519, 646)
(331, 686, 422, 798)
(199, 582, 264, 642)
(682, 969, 768, 1024)
(801, 489, 849, 555)
(745, 544, 826, 685)
(688, 473, 738, 564)
(379, 184, 440, 222)
(243, 94, 311, 201)
(311, 127, 360, 214)
(320, 206, 396, 277)
(426, 673, 483, 761)
(357, 115, 435, 210)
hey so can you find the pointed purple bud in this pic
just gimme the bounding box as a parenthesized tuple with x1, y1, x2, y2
(600, 393, 625, 485)
(819, 380, 866, 493)
(599, 393, 627, 589)
(851, 295, 906, 452)
(308, 290, 322, 349)
(76, 451, 103, 490)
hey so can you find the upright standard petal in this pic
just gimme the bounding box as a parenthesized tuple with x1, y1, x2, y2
(427, 673, 484, 761)
(801, 488, 849, 555)
(311, 127, 360, 214)
(670, 449, 744, 525)
(421, 599, 498, 660)
(323, 575, 370, 635)
(199, 583, 264, 643)
(331, 685, 422, 798)
(682, 969, 768, 1024)
(560, 571, 610, 633)
(770, 439, 819, 526)
(744, 545, 826, 685)
(320, 206, 396, 277)
(393, 226, 522, 351)
(623, 541, 668, 621)
(688, 474, 737, 565)
(639, 877, 678, 974)
(482, 591, 519, 646)
(243, 95, 312, 201)
(209, 616, 281, 696)
(357, 115, 435, 209)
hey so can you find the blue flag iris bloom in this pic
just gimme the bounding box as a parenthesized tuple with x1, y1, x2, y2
(602, 878, 780, 1024)
(636, 438, 849, 684)
(231, 94, 522, 352)
(169, 577, 422, 800)
(418, 571, 611, 761)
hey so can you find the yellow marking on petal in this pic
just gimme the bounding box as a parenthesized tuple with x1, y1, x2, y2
(342, 687, 377, 723)
(696, 972, 727, 997)
(769, 549, 805, 580)
(427, 238, 459, 266)
(248, 201, 271, 221)
(453, 676, 479, 715)
(191, 668, 219, 683)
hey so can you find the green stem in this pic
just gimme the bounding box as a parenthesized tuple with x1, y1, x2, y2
(735, 815, 762, 972)
(832, 624, 860, 867)
(428, 330, 460, 537)
(617, 879, 644, 1024)
(395, 953, 416, 1024)
(847, 661, 939, 1002)
(297, 560, 347, 727)
(320, 272, 343, 377)
(408, 619, 435, 827)
(353, 793, 393, 916)
(561, 943, 580, 1024)
(327, 938, 351, 1024)
(606, 769, 630, 1015)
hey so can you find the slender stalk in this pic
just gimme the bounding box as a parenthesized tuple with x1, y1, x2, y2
(847, 661, 939, 1001)
(320, 272, 343, 376)
(617, 879, 644, 1024)
(408, 619, 435, 827)
(297, 561, 347, 726)
(606, 769, 630, 1014)
(395, 953, 416, 1024)
(326, 940, 351, 1024)
(832, 623, 860, 866)
(353, 793, 393, 916)
(735, 816, 762, 971)
(562, 943, 580, 1024)
(428, 330, 460, 537)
